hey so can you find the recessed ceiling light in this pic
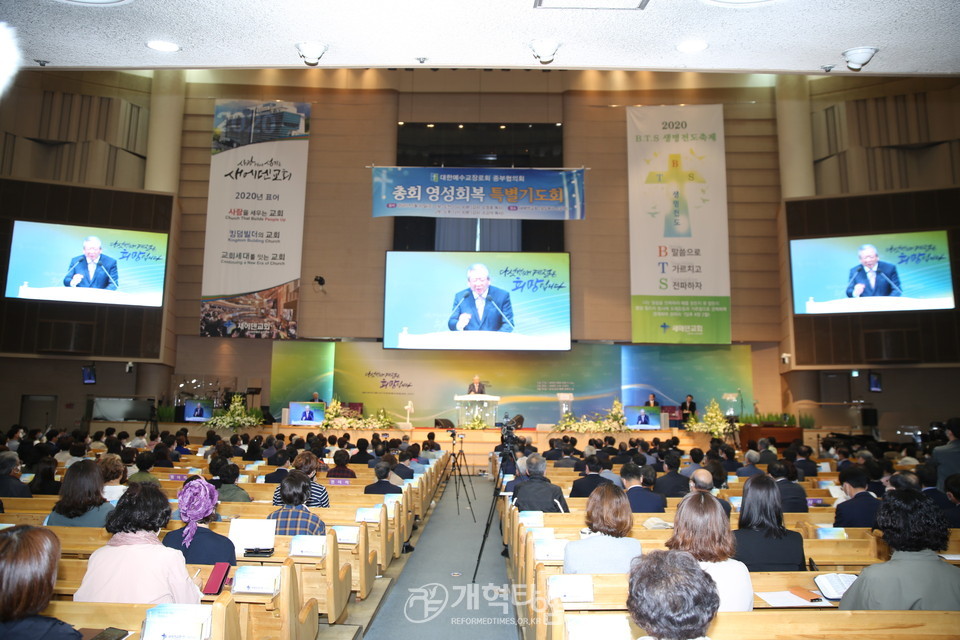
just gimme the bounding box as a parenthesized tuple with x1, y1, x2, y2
(677, 39, 708, 53)
(146, 40, 180, 53)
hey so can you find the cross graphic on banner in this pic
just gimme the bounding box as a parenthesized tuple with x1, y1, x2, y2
(644, 153, 705, 238)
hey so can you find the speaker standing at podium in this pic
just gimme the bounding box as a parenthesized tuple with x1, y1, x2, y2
(846, 243, 902, 298)
(448, 263, 514, 332)
(63, 235, 119, 290)
(467, 375, 485, 395)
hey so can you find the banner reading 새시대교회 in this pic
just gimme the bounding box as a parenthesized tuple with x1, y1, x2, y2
(626, 105, 731, 344)
(199, 100, 310, 339)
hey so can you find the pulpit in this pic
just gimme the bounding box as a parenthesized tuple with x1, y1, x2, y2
(453, 394, 500, 428)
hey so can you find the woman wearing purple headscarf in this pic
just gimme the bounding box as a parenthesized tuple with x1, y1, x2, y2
(161, 477, 236, 566)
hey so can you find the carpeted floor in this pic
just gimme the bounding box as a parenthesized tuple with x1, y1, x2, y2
(365, 472, 520, 639)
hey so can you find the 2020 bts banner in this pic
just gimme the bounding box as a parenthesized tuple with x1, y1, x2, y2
(626, 105, 731, 345)
(371, 167, 585, 220)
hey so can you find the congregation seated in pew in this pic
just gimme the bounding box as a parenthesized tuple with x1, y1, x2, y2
(0, 524, 80, 640)
(364, 460, 403, 495)
(97, 453, 128, 504)
(46, 460, 114, 528)
(162, 476, 236, 566)
(73, 482, 203, 605)
(563, 483, 641, 575)
(840, 489, 960, 610)
(269, 471, 326, 535)
(627, 550, 720, 640)
(666, 492, 753, 612)
(732, 474, 806, 571)
(271, 451, 330, 508)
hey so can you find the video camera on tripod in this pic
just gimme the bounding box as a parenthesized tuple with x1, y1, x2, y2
(500, 413, 524, 450)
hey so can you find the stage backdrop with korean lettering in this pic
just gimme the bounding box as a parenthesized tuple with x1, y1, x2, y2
(267, 341, 753, 427)
(371, 167, 585, 220)
(626, 105, 731, 344)
(200, 100, 310, 339)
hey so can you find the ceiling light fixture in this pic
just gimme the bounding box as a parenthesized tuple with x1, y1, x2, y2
(676, 39, 708, 53)
(842, 46, 878, 71)
(534, 0, 651, 8)
(705, 0, 775, 5)
(56, 0, 134, 5)
(295, 41, 328, 66)
(146, 40, 180, 53)
(529, 39, 561, 64)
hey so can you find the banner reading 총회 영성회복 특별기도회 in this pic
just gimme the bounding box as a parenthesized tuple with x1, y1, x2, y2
(626, 105, 731, 344)
(371, 166, 585, 220)
(200, 100, 310, 339)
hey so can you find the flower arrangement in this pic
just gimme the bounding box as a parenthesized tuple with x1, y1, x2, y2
(322, 399, 397, 431)
(461, 413, 489, 430)
(207, 395, 262, 431)
(686, 398, 740, 439)
(551, 399, 631, 433)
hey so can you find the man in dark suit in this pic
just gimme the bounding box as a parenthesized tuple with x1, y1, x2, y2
(622, 463, 666, 513)
(364, 461, 402, 494)
(192, 404, 205, 417)
(917, 464, 954, 510)
(569, 456, 611, 498)
(467, 375, 486, 394)
(393, 450, 415, 480)
(349, 438, 374, 465)
(448, 263, 514, 332)
(769, 462, 808, 512)
(264, 450, 291, 484)
(795, 446, 819, 478)
(542, 439, 563, 461)
(512, 454, 568, 513)
(0, 452, 31, 498)
(679, 395, 697, 422)
(758, 438, 778, 466)
(943, 473, 960, 528)
(63, 235, 119, 290)
(644, 394, 659, 407)
(300, 408, 315, 421)
(691, 469, 731, 518)
(636, 410, 650, 425)
(834, 466, 881, 527)
(845, 243, 902, 298)
(653, 454, 689, 498)
(553, 447, 578, 468)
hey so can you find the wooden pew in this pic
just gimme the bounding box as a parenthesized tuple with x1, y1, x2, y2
(43, 591, 241, 640)
(548, 604, 960, 640)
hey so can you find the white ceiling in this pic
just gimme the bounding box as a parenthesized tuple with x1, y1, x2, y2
(4, 0, 960, 76)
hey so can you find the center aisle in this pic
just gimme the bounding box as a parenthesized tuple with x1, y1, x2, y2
(366, 473, 521, 639)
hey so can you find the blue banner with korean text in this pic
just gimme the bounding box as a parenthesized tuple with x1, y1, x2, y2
(371, 166, 585, 220)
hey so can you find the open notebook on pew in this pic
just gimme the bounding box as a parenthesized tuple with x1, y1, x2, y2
(140, 603, 213, 640)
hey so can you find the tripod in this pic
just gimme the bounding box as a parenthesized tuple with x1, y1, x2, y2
(144, 402, 159, 435)
(471, 443, 517, 583)
(441, 434, 476, 520)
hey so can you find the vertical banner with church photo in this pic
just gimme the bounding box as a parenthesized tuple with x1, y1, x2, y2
(200, 100, 310, 339)
(626, 105, 731, 344)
